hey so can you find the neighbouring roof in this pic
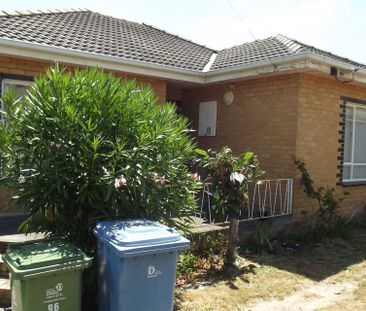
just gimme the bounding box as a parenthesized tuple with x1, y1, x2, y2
(0, 9, 365, 75)
(0, 9, 215, 72)
(211, 34, 366, 71)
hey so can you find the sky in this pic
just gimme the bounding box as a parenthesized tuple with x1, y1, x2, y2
(2, 0, 366, 64)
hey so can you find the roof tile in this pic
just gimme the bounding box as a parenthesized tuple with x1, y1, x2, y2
(0, 10, 215, 72)
(211, 34, 366, 71)
(0, 10, 365, 73)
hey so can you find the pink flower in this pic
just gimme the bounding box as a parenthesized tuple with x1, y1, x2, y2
(151, 172, 166, 185)
(114, 176, 127, 189)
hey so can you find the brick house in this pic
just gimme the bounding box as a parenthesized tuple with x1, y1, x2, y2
(0, 9, 365, 222)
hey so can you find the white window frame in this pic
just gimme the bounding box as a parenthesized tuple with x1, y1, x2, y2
(198, 100, 217, 137)
(343, 102, 366, 182)
(1, 78, 33, 114)
(0, 79, 32, 174)
(1, 78, 33, 97)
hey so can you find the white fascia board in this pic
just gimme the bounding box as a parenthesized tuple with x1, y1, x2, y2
(306, 54, 366, 83)
(0, 38, 204, 83)
(1, 38, 366, 85)
(204, 54, 310, 83)
(308, 53, 366, 72)
(204, 53, 366, 84)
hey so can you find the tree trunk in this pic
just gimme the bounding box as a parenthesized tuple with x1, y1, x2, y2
(225, 216, 239, 265)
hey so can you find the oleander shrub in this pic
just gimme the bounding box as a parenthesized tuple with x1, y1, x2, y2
(0, 65, 201, 256)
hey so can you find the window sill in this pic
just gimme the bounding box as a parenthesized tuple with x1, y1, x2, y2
(342, 181, 366, 187)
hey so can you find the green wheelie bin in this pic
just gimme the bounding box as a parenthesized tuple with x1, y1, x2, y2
(2, 239, 92, 311)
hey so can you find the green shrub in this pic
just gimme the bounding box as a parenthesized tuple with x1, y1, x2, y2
(0, 66, 201, 255)
(177, 232, 227, 280)
(177, 252, 198, 276)
(295, 158, 350, 239)
(203, 147, 263, 264)
(189, 232, 228, 258)
(254, 224, 273, 254)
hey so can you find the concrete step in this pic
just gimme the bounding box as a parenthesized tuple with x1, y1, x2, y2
(0, 278, 10, 308)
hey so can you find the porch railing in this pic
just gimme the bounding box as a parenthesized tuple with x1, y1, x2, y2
(199, 178, 293, 224)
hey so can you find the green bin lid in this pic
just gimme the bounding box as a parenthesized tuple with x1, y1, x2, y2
(3, 239, 88, 271)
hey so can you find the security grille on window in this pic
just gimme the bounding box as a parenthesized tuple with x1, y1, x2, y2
(198, 101, 217, 136)
(343, 103, 366, 182)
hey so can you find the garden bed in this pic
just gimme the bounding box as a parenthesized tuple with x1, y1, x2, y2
(174, 222, 366, 310)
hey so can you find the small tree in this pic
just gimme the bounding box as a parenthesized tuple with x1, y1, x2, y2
(204, 147, 263, 265)
(0, 66, 200, 256)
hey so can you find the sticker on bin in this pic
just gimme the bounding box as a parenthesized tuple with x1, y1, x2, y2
(46, 283, 64, 300)
(147, 265, 162, 278)
(44, 282, 66, 307)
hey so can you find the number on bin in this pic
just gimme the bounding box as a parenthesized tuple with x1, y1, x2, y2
(48, 303, 60, 311)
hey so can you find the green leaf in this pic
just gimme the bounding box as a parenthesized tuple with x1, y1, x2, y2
(213, 190, 220, 201)
(194, 148, 209, 158)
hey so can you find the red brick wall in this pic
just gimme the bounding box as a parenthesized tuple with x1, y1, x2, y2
(183, 72, 366, 221)
(294, 73, 366, 219)
(183, 74, 300, 179)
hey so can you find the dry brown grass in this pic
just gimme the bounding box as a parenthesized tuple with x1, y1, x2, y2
(174, 224, 366, 311)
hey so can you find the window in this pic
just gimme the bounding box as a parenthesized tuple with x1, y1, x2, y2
(1, 79, 32, 98)
(343, 103, 366, 182)
(198, 101, 217, 136)
(1, 79, 32, 174)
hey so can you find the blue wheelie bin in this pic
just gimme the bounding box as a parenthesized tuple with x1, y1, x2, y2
(93, 220, 190, 311)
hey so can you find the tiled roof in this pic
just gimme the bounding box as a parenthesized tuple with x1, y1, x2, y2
(0, 10, 365, 74)
(0, 9, 215, 72)
(211, 34, 366, 71)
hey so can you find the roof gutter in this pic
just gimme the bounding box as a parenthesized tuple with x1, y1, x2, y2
(0, 38, 204, 83)
(204, 54, 310, 83)
(204, 53, 366, 84)
(1, 38, 366, 85)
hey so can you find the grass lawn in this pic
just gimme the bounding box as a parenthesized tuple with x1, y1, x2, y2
(174, 223, 366, 311)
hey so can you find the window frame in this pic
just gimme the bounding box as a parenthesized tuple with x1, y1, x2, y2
(0, 78, 33, 175)
(343, 102, 366, 183)
(1, 78, 33, 97)
(198, 100, 217, 137)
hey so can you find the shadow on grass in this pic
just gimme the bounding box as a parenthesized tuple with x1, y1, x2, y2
(241, 224, 366, 282)
(174, 263, 257, 310)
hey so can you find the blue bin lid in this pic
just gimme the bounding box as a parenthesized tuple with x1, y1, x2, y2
(93, 220, 190, 257)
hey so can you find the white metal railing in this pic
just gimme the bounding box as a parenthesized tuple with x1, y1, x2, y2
(199, 178, 293, 224)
